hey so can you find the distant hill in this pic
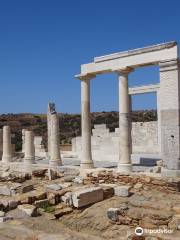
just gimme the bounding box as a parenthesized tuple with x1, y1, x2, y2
(0, 110, 157, 151)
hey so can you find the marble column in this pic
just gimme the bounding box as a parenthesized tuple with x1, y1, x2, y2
(79, 74, 95, 169)
(24, 130, 35, 164)
(117, 68, 133, 172)
(22, 129, 26, 153)
(49, 113, 62, 166)
(2, 126, 12, 162)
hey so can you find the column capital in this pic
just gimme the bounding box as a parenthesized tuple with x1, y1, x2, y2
(115, 67, 134, 76)
(75, 73, 96, 81)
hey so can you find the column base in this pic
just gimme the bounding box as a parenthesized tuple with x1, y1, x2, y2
(117, 163, 132, 173)
(49, 159, 62, 166)
(161, 168, 180, 177)
(2, 156, 12, 162)
(24, 157, 35, 164)
(80, 160, 94, 169)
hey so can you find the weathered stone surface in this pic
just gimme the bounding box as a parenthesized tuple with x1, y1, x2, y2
(20, 184, 34, 193)
(32, 169, 47, 178)
(73, 176, 84, 184)
(46, 184, 62, 191)
(0, 215, 13, 222)
(8, 200, 18, 210)
(71, 187, 104, 208)
(0, 185, 11, 196)
(134, 183, 143, 189)
(64, 175, 75, 182)
(100, 185, 114, 199)
(114, 186, 131, 197)
(34, 199, 49, 208)
(47, 192, 60, 205)
(16, 190, 47, 205)
(18, 204, 38, 217)
(54, 207, 73, 218)
(168, 214, 180, 230)
(107, 208, 120, 221)
(0, 211, 5, 217)
(61, 192, 73, 206)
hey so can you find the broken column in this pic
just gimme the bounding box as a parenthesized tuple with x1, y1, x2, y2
(22, 129, 26, 153)
(48, 105, 62, 166)
(47, 103, 56, 159)
(2, 126, 12, 162)
(24, 130, 35, 164)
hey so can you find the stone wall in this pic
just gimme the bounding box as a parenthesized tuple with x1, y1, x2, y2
(0, 129, 2, 159)
(72, 122, 158, 162)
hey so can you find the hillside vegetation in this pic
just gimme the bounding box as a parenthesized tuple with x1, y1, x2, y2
(0, 110, 157, 151)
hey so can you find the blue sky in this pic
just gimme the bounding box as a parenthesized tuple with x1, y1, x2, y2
(0, 0, 179, 114)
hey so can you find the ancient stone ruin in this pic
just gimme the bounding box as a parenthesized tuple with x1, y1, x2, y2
(1, 42, 180, 239)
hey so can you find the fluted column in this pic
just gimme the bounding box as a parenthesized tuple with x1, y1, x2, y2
(49, 113, 62, 166)
(2, 126, 12, 162)
(117, 68, 133, 172)
(24, 130, 35, 164)
(78, 74, 95, 169)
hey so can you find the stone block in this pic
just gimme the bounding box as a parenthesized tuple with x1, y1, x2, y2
(46, 184, 62, 191)
(114, 186, 131, 197)
(54, 207, 73, 218)
(0, 211, 5, 217)
(107, 208, 120, 221)
(18, 204, 38, 217)
(20, 184, 34, 193)
(71, 187, 103, 208)
(34, 199, 49, 208)
(0, 215, 13, 222)
(0, 185, 12, 196)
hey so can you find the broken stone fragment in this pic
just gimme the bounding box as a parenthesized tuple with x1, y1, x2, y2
(34, 199, 49, 208)
(0, 185, 12, 196)
(61, 192, 73, 206)
(134, 183, 143, 189)
(32, 169, 47, 178)
(168, 214, 180, 230)
(54, 207, 73, 218)
(18, 204, 38, 217)
(71, 187, 104, 208)
(0, 211, 5, 217)
(114, 186, 131, 197)
(46, 184, 62, 191)
(64, 175, 75, 182)
(107, 208, 121, 221)
(47, 192, 60, 205)
(0, 215, 13, 222)
(73, 176, 84, 184)
(20, 184, 34, 193)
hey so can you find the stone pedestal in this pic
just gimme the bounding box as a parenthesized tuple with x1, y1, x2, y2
(24, 131, 35, 164)
(117, 69, 133, 172)
(79, 75, 95, 169)
(2, 126, 12, 162)
(49, 113, 62, 166)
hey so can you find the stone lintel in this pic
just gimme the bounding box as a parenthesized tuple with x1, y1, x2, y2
(129, 84, 160, 95)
